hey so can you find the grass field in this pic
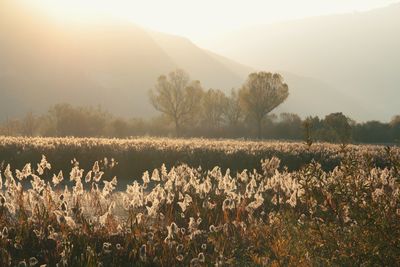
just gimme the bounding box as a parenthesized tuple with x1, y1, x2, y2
(0, 136, 395, 187)
(0, 137, 399, 266)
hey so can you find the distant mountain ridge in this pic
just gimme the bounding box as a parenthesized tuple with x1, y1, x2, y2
(206, 3, 400, 121)
(1, 1, 397, 121)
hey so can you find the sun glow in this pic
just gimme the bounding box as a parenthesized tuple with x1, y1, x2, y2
(20, 0, 116, 23)
(17, 0, 400, 44)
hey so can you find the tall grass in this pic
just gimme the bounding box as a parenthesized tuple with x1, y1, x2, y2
(0, 145, 399, 266)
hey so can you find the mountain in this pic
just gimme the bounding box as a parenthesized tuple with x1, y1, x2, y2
(0, 1, 250, 119)
(1, 1, 393, 122)
(206, 3, 400, 121)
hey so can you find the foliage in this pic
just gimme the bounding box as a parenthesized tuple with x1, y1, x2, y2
(200, 89, 228, 129)
(239, 72, 289, 138)
(323, 112, 352, 144)
(0, 104, 399, 143)
(1, 136, 398, 189)
(149, 69, 203, 136)
(0, 145, 399, 266)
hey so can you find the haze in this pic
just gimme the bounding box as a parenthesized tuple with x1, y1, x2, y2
(1, 0, 399, 122)
(19, 0, 399, 44)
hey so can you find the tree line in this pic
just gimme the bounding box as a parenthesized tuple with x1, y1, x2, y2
(0, 69, 399, 144)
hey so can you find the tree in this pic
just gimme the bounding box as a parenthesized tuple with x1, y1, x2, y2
(149, 69, 203, 136)
(224, 89, 243, 127)
(47, 104, 109, 137)
(201, 89, 228, 129)
(390, 115, 400, 143)
(275, 113, 302, 140)
(239, 72, 289, 138)
(324, 112, 352, 144)
(111, 118, 130, 138)
(21, 111, 37, 137)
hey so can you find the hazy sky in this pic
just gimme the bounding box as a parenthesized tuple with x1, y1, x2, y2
(22, 0, 399, 44)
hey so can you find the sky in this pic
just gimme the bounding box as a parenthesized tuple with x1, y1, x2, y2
(20, 0, 399, 45)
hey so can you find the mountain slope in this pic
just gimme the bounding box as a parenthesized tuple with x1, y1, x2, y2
(0, 2, 250, 119)
(0, 1, 383, 122)
(206, 3, 400, 121)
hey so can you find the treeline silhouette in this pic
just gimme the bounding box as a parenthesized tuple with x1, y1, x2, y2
(0, 69, 398, 144)
(0, 103, 399, 144)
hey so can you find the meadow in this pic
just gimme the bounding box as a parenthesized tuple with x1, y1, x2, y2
(0, 136, 399, 266)
(0, 136, 394, 187)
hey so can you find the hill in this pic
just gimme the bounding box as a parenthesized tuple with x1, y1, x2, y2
(206, 3, 400, 121)
(0, 2, 249, 119)
(1, 1, 389, 121)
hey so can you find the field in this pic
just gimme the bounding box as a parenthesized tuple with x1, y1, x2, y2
(0, 136, 394, 187)
(0, 136, 399, 266)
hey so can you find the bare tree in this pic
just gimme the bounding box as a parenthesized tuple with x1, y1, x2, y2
(2, 116, 20, 136)
(224, 89, 242, 127)
(201, 89, 228, 129)
(239, 72, 289, 138)
(149, 69, 203, 136)
(21, 111, 37, 137)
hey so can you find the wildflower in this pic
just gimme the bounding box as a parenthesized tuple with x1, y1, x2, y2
(178, 194, 193, 212)
(222, 197, 235, 211)
(29, 257, 39, 266)
(372, 188, 384, 202)
(69, 166, 83, 182)
(161, 164, 168, 180)
(198, 252, 205, 263)
(92, 161, 100, 173)
(176, 243, 184, 253)
(180, 227, 186, 235)
(93, 171, 104, 182)
(48, 225, 55, 234)
(142, 171, 150, 188)
(190, 257, 199, 266)
(0, 193, 5, 206)
(151, 169, 160, 181)
(136, 213, 143, 224)
(52, 171, 64, 186)
(287, 190, 297, 207)
(188, 217, 198, 233)
(85, 171, 92, 183)
(22, 163, 32, 177)
(103, 242, 112, 253)
(37, 164, 44, 175)
(165, 222, 178, 242)
(209, 225, 216, 232)
(33, 229, 42, 238)
(246, 193, 264, 211)
(2, 226, 8, 239)
(54, 210, 66, 225)
(39, 155, 51, 171)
